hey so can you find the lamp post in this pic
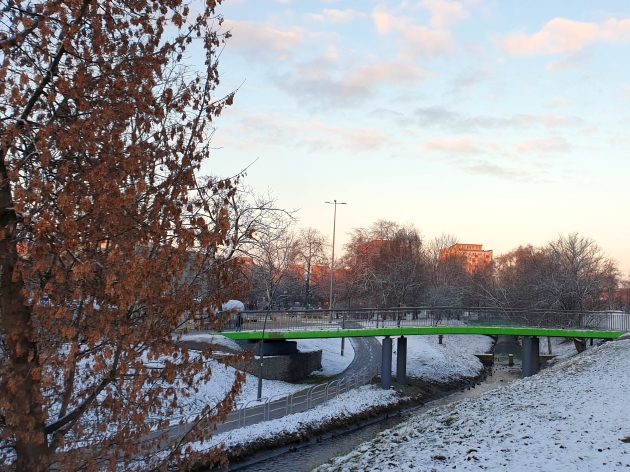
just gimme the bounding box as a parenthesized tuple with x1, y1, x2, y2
(256, 310, 269, 401)
(325, 199, 346, 355)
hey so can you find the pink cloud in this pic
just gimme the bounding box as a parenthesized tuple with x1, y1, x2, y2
(500, 17, 630, 56)
(306, 8, 366, 24)
(343, 62, 429, 89)
(424, 137, 493, 154)
(223, 20, 305, 60)
(229, 113, 390, 152)
(514, 137, 570, 154)
(372, 8, 455, 57)
(420, 0, 469, 28)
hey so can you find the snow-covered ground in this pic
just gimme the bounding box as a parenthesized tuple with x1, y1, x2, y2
(175, 332, 242, 351)
(191, 385, 402, 453)
(389, 335, 493, 381)
(166, 334, 356, 423)
(539, 336, 579, 361)
(315, 338, 630, 471)
(297, 338, 354, 376)
(143, 355, 308, 426)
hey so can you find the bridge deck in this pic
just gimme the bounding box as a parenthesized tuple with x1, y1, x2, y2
(218, 308, 629, 341)
(222, 325, 624, 341)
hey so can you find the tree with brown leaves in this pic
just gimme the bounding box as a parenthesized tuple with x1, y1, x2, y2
(0, 1, 243, 470)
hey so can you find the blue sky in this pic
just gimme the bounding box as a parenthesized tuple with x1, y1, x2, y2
(203, 0, 630, 275)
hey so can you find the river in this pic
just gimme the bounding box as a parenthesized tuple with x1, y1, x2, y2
(229, 341, 522, 472)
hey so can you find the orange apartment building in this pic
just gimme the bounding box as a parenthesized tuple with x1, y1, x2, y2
(439, 243, 493, 274)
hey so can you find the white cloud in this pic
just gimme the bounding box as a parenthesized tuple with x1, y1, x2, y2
(413, 106, 586, 131)
(278, 60, 429, 107)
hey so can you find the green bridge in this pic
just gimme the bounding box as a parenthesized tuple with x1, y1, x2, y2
(221, 307, 628, 341)
(219, 307, 629, 387)
(223, 325, 624, 341)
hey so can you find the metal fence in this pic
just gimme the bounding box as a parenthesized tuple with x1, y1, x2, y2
(221, 307, 630, 334)
(217, 367, 376, 432)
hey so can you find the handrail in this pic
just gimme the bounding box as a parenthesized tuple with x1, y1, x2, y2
(220, 307, 630, 334)
(229, 367, 376, 429)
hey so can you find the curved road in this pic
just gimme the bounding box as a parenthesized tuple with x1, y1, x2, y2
(337, 324, 381, 380)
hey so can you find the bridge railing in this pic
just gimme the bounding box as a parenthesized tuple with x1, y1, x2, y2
(221, 307, 629, 333)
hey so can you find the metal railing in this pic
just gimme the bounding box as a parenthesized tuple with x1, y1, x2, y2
(218, 367, 376, 431)
(220, 307, 630, 334)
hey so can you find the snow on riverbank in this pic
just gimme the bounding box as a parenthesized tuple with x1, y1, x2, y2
(192, 385, 402, 453)
(315, 339, 630, 471)
(393, 335, 493, 381)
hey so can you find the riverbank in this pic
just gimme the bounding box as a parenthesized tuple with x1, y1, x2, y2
(230, 373, 491, 468)
(189, 334, 494, 470)
(315, 337, 630, 471)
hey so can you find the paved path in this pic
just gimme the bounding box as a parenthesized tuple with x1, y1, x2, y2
(337, 324, 381, 379)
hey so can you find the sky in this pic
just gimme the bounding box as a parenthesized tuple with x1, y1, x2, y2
(201, 0, 630, 275)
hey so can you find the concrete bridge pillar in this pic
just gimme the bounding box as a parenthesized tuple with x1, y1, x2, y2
(381, 336, 392, 389)
(396, 336, 407, 385)
(522, 336, 540, 378)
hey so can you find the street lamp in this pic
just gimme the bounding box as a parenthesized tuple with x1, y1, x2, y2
(325, 199, 347, 355)
(256, 310, 269, 401)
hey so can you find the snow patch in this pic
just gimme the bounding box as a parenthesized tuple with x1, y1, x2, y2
(297, 338, 355, 376)
(316, 339, 630, 471)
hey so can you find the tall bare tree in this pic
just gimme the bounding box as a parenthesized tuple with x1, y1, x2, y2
(240, 214, 298, 309)
(488, 234, 619, 311)
(546, 233, 619, 310)
(296, 228, 328, 308)
(341, 221, 427, 307)
(425, 234, 469, 306)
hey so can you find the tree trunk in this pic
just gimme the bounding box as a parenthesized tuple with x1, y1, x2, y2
(1, 163, 50, 470)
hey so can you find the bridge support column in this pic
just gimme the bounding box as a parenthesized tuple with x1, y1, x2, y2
(396, 336, 407, 385)
(522, 336, 539, 378)
(381, 336, 392, 389)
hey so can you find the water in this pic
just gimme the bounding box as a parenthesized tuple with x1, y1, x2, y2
(229, 360, 521, 471)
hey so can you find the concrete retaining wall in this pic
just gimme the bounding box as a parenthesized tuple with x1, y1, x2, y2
(237, 350, 322, 382)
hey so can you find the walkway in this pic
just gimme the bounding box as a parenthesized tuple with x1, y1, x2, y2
(221, 307, 629, 341)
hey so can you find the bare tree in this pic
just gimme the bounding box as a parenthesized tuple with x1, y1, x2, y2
(341, 221, 427, 307)
(240, 214, 299, 309)
(425, 234, 469, 306)
(546, 233, 619, 310)
(488, 234, 619, 312)
(295, 228, 329, 308)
